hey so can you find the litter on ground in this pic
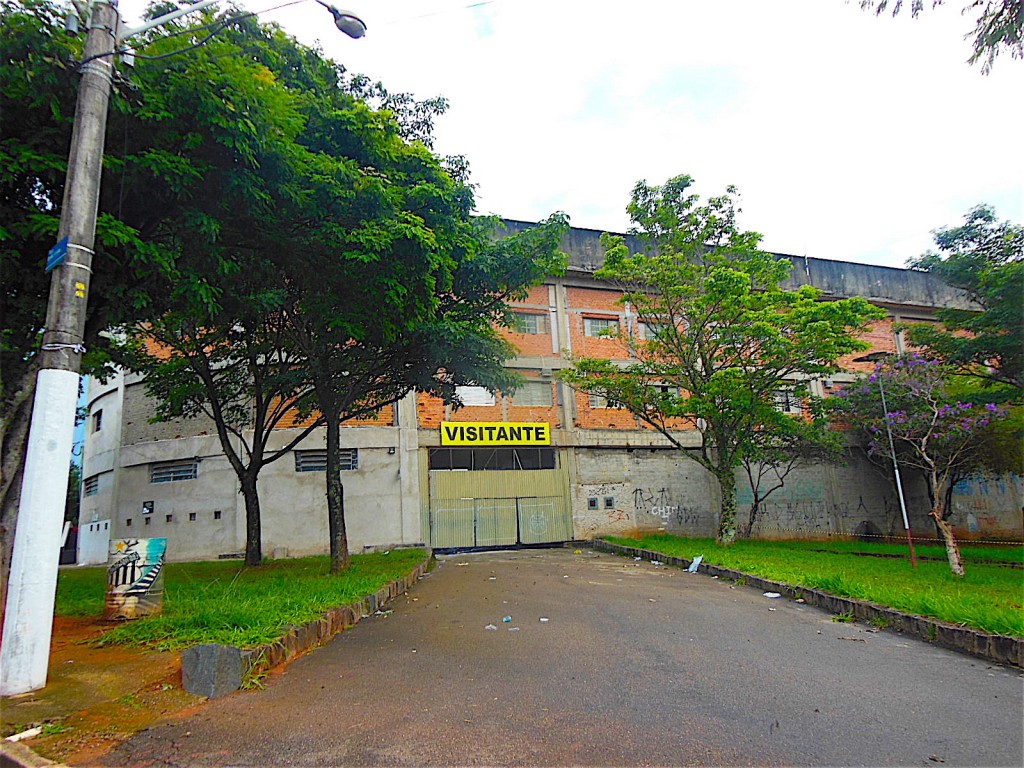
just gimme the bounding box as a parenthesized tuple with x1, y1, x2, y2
(687, 555, 703, 573)
(763, 592, 782, 599)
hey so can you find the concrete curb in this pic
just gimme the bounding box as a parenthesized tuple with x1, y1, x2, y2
(182, 552, 433, 698)
(590, 540, 1023, 669)
(0, 741, 67, 768)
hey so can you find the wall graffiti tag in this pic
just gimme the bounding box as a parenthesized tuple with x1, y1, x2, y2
(633, 488, 701, 526)
(104, 538, 167, 620)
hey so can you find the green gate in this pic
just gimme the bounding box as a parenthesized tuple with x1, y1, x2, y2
(426, 461, 573, 549)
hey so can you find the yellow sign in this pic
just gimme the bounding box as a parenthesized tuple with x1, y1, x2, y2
(441, 421, 551, 446)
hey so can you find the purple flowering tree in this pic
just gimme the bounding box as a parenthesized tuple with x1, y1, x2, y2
(834, 354, 1009, 576)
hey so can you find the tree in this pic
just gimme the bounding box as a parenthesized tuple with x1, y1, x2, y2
(101, 10, 411, 569)
(903, 205, 1023, 395)
(740, 401, 844, 537)
(283, 212, 568, 573)
(560, 175, 885, 543)
(860, 1, 1024, 72)
(833, 354, 1010, 575)
(1, 0, 146, 620)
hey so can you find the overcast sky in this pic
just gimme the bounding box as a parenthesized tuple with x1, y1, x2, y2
(118, 0, 1023, 268)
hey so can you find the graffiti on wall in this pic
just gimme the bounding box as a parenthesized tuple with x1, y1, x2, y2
(104, 537, 167, 620)
(633, 488, 701, 526)
(574, 483, 634, 537)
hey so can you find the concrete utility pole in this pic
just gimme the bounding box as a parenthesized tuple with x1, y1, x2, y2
(1, 0, 367, 696)
(0, 0, 119, 696)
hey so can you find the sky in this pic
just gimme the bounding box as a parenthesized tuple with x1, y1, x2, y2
(116, 0, 1024, 268)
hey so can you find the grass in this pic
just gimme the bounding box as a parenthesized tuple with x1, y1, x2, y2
(56, 549, 428, 651)
(606, 534, 1024, 638)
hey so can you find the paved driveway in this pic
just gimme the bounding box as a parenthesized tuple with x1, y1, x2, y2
(101, 549, 1022, 767)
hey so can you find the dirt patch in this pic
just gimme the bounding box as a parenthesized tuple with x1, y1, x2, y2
(1, 617, 208, 766)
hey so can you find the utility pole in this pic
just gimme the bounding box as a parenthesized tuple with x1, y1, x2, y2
(1, 0, 367, 696)
(0, 0, 119, 696)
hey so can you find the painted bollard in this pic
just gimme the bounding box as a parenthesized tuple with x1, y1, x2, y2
(104, 538, 167, 620)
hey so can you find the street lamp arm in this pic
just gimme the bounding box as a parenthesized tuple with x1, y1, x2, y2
(117, 0, 222, 43)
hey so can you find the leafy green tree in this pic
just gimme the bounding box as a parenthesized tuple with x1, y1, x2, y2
(560, 175, 885, 543)
(284, 212, 568, 573)
(103, 9, 569, 573)
(903, 205, 1023, 395)
(860, 1, 1024, 72)
(1, 0, 79, 591)
(833, 354, 1011, 575)
(101, 10, 390, 569)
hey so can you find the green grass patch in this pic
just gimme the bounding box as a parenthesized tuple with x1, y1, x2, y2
(56, 549, 427, 650)
(606, 534, 1024, 638)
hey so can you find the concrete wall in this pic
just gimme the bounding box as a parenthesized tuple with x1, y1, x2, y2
(950, 474, 1024, 538)
(734, 451, 933, 539)
(79, 373, 124, 531)
(95, 422, 424, 562)
(571, 446, 720, 539)
(115, 435, 244, 561)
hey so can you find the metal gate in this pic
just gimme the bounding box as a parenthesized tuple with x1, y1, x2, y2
(426, 462, 574, 549)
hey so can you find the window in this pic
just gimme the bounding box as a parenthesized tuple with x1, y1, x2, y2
(144, 517, 151, 526)
(772, 389, 803, 414)
(165, 514, 173, 523)
(150, 460, 197, 483)
(126, 518, 132, 527)
(214, 510, 222, 520)
(584, 316, 618, 337)
(638, 320, 670, 341)
(511, 381, 553, 407)
(83, 475, 99, 497)
(455, 385, 496, 407)
(428, 448, 557, 471)
(294, 449, 358, 472)
(587, 497, 599, 510)
(513, 312, 546, 334)
(604, 496, 615, 509)
(588, 393, 608, 409)
(189, 512, 197, 522)
(92, 409, 103, 432)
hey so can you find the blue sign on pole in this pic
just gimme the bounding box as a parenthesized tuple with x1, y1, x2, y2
(46, 237, 69, 273)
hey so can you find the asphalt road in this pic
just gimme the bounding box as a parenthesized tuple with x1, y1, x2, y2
(100, 549, 1023, 767)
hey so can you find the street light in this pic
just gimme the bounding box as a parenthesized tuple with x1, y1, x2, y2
(0, 0, 365, 696)
(314, 0, 367, 38)
(853, 351, 918, 568)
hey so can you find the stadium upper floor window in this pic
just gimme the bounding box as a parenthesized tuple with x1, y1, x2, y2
(513, 312, 546, 335)
(772, 389, 803, 414)
(584, 316, 618, 337)
(455, 385, 496, 407)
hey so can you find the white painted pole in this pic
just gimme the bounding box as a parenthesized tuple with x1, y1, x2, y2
(0, 370, 80, 694)
(0, 0, 118, 695)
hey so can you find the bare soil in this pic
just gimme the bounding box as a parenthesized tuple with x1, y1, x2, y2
(1, 617, 207, 765)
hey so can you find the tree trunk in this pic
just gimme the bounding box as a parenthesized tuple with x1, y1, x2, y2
(744, 496, 761, 538)
(240, 473, 263, 567)
(324, 407, 349, 574)
(716, 471, 737, 544)
(929, 506, 965, 576)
